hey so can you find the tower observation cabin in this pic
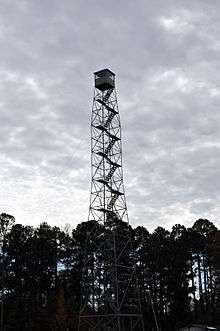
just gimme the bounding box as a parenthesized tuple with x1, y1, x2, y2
(94, 68, 115, 91)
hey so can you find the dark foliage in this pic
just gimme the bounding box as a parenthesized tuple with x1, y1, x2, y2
(0, 213, 219, 330)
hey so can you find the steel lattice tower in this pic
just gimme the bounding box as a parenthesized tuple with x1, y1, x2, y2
(78, 69, 144, 331)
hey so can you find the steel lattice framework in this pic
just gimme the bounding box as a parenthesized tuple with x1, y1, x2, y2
(78, 69, 144, 331)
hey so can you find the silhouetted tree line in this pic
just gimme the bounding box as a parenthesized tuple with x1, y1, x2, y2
(0, 212, 219, 331)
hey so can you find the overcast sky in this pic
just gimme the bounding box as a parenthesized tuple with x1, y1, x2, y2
(0, 0, 220, 231)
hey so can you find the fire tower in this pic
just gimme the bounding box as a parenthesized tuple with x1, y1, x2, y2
(78, 69, 144, 331)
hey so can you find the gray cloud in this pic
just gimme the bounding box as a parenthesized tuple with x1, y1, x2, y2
(0, 0, 220, 230)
